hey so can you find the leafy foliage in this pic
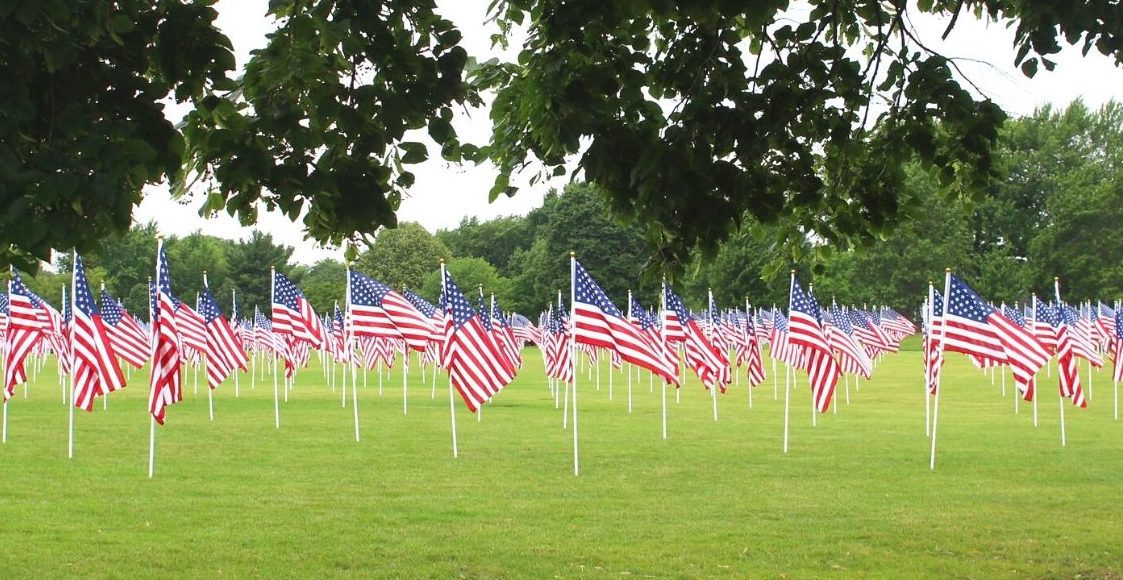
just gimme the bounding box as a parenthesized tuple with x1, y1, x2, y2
(474, 0, 1123, 274)
(0, 0, 234, 271)
(177, 0, 481, 261)
(354, 223, 451, 292)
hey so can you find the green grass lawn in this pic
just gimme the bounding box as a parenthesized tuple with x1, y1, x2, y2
(1, 337, 1122, 577)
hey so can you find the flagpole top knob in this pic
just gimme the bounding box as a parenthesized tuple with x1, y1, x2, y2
(569, 251, 575, 258)
(1054, 276, 1060, 282)
(790, 269, 795, 275)
(156, 234, 164, 241)
(945, 268, 951, 273)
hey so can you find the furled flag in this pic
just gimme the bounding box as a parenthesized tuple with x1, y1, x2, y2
(148, 247, 182, 424)
(440, 270, 516, 411)
(198, 286, 248, 389)
(545, 306, 574, 383)
(348, 271, 433, 352)
(69, 254, 126, 411)
(787, 279, 840, 413)
(663, 287, 725, 389)
(1056, 303, 1087, 407)
(924, 291, 945, 395)
(939, 275, 1048, 402)
(99, 289, 150, 369)
(5, 272, 51, 399)
(572, 263, 677, 384)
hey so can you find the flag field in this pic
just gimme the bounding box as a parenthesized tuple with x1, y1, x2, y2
(1, 337, 1122, 576)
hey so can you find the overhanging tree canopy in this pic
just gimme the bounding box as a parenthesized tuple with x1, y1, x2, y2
(2, 0, 1121, 273)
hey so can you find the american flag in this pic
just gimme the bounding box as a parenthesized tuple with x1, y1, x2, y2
(348, 270, 433, 352)
(99, 289, 150, 369)
(630, 296, 679, 378)
(174, 298, 208, 355)
(199, 286, 248, 390)
(5, 272, 51, 399)
(544, 306, 573, 383)
(1056, 303, 1087, 407)
(489, 297, 522, 368)
(663, 286, 725, 389)
(272, 272, 323, 347)
(1063, 304, 1104, 368)
(924, 290, 945, 395)
(733, 309, 766, 387)
(769, 309, 802, 367)
(940, 275, 1048, 402)
(329, 304, 350, 363)
(849, 309, 893, 357)
(440, 271, 515, 411)
(1113, 308, 1123, 384)
(1033, 300, 1059, 353)
(573, 263, 678, 384)
(148, 247, 182, 424)
(69, 254, 126, 411)
(868, 309, 902, 353)
(0, 293, 8, 335)
(508, 313, 540, 347)
(403, 289, 445, 344)
(823, 306, 873, 379)
(787, 279, 840, 413)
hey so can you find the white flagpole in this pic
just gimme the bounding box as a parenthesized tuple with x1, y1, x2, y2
(746, 298, 753, 410)
(346, 266, 360, 442)
(1032, 294, 1040, 427)
(931, 269, 952, 470)
(708, 289, 718, 422)
(784, 274, 794, 453)
(661, 280, 669, 440)
(1055, 277, 1067, 447)
(271, 267, 280, 429)
(440, 261, 458, 457)
(232, 288, 240, 398)
(202, 274, 214, 422)
(627, 290, 633, 414)
(148, 237, 165, 478)
(570, 252, 579, 476)
(67, 251, 78, 458)
(925, 283, 933, 437)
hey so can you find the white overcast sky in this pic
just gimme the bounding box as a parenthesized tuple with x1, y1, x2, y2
(134, 1, 1123, 265)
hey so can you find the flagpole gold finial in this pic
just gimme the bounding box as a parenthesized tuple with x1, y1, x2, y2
(156, 233, 164, 242)
(570, 251, 575, 258)
(945, 268, 951, 273)
(1054, 276, 1060, 282)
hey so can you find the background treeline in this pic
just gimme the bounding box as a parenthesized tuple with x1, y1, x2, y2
(14, 101, 1123, 321)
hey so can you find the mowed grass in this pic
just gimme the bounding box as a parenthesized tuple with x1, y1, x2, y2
(1, 337, 1122, 577)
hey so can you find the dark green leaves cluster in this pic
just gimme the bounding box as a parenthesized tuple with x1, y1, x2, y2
(474, 0, 1122, 275)
(0, 0, 234, 271)
(178, 0, 481, 262)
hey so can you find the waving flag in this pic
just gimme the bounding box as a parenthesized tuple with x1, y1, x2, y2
(199, 286, 248, 390)
(440, 271, 515, 412)
(940, 275, 1048, 402)
(769, 309, 802, 367)
(823, 306, 873, 379)
(663, 287, 725, 390)
(788, 279, 840, 413)
(348, 271, 433, 351)
(99, 289, 150, 369)
(272, 272, 323, 347)
(69, 254, 127, 411)
(174, 298, 208, 354)
(573, 263, 677, 384)
(1056, 304, 1088, 407)
(5, 272, 51, 399)
(148, 247, 182, 424)
(1063, 304, 1104, 368)
(924, 291, 945, 395)
(1113, 309, 1123, 384)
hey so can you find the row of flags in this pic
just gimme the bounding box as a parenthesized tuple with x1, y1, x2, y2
(1, 248, 916, 475)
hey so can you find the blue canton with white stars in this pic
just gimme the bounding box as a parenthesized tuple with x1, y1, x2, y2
(946, 275, 994, 322)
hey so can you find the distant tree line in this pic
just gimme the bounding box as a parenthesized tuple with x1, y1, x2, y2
(12, 101, 1121, 322)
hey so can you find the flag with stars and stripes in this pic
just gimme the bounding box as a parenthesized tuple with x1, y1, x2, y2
(573, 263, 678, 385)
(5, 272, 52, 399)
(940, 275, 1048, 403)
(663, 287, 724, 389)
(99, 289, 150, 369)
(148, 247, 182, 424)
(348, 270, 433, 352)
(440, 271, 515, 411)
(199, 285, 248, 390)
(69, 254, 126, 411)
(1056, 303, 1087, 407)
(787, 279, 840, 413)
